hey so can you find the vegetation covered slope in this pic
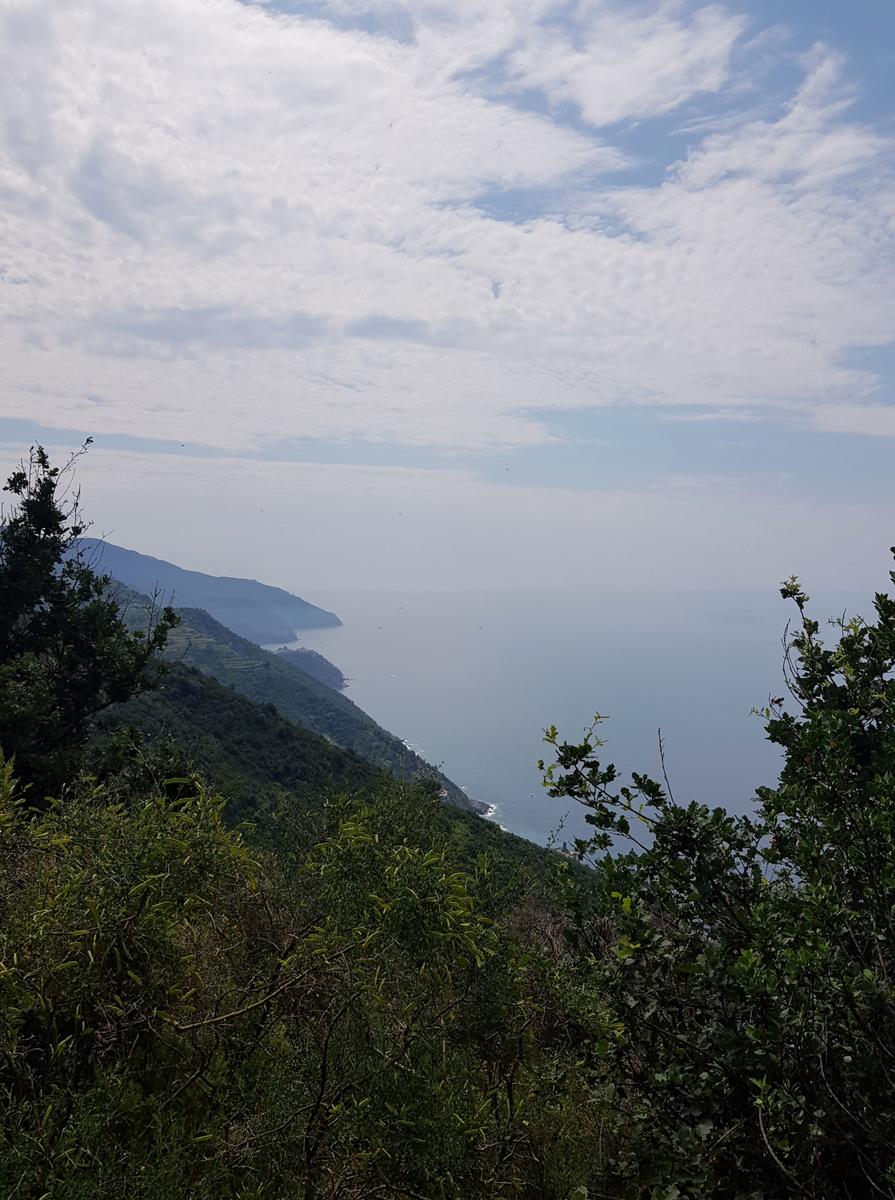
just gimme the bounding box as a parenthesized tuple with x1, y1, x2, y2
(147, 598, 485, 813)
(76, 537, 341, 643)
(277, 645, 347, 691)
(92, 662, 384, 826)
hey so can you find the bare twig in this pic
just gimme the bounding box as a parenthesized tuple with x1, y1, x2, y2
(657, 728, 676, 807)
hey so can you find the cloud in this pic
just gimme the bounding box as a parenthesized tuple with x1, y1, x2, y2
(814, 403, 895, 439)
(675, 50, 885, 188)
(105, 306, 331, 349)
(1, 0, 893, 457)
(344, 313, 481, 346)
(503, 2, 747, 127)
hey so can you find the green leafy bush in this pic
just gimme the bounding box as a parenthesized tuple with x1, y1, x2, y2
(543, 554, 895, 1197)
(0, 767, 613, 1198)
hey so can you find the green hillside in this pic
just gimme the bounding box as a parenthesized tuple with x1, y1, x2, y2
(277, 644, 347, 690)
(144, 597, 486, 814)
(92, 662, 384, 826)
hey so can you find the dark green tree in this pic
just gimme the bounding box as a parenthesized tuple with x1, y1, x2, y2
(0, 444, 176, 800)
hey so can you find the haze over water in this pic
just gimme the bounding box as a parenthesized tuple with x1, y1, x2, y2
(295, 587, 816, 847)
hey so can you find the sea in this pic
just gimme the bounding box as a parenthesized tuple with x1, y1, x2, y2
(275, 585, 837, 848)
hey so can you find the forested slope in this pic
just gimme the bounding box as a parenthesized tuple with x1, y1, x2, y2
(277, 645, 347, 690)
(92, 662, 384, 825)
(139, 596, 485, 813)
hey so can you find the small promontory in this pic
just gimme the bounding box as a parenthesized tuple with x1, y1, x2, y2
(277, 646, 347, 691)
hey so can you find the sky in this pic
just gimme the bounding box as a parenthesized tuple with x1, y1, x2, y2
(1, 0, 894, 602)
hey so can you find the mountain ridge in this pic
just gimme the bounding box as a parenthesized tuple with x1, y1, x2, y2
(75, 537, 341, 644)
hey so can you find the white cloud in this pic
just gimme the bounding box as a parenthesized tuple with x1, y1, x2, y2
(504, 2, 747, 127)
(1, 0, 893, 455)
(676, 50, 884, 188)
(814, 404, 895, 439)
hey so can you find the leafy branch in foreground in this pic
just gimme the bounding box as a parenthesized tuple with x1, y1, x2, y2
(542, 550, 895, 1197)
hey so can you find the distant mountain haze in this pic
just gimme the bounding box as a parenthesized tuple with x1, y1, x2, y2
(73, 538, 341, 644)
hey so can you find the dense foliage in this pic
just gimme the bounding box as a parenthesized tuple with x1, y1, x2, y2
(0, 767, 611, 1198)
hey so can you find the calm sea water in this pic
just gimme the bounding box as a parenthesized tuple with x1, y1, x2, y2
(291, 588, 848, 847)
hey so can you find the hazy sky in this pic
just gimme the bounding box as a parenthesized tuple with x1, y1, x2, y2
(2, 0, 894, 601)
